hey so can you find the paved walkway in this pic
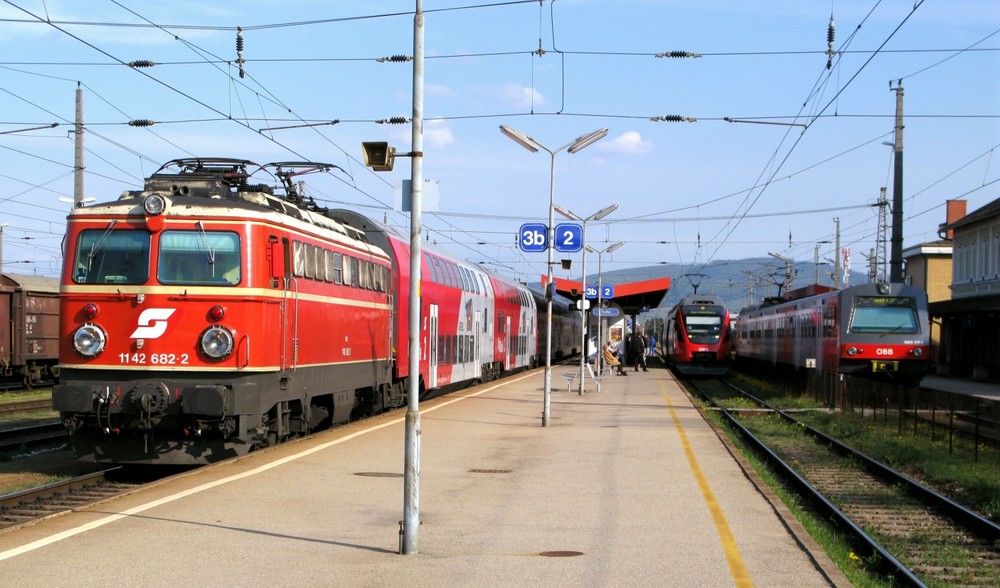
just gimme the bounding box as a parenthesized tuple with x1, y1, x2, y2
(0, 364, 848, 587)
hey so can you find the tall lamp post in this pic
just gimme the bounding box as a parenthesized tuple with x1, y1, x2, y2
(587, 241, 624, 393)
(500, 125, 608, 426)
(554, 203, 618, 395)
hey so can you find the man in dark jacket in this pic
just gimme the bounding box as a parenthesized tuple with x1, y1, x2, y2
(630, 329, 649, 372)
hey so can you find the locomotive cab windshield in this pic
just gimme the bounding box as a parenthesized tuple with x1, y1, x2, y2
(849, 296, 920, 334)
(73, 228, 149, 285)
(682, 304, 726, 344)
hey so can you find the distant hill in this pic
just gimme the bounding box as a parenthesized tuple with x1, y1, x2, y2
(549, 257, 869, 317)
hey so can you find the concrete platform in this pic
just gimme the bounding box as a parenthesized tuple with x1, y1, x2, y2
(0, 364, 848, 587)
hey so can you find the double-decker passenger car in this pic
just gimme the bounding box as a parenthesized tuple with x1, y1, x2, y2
(734, 282, 930, 381)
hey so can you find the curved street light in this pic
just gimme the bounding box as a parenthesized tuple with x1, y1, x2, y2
(500, 125, 608, 426)
(586, 241, 624, 393)
(555, 203, 618, 395)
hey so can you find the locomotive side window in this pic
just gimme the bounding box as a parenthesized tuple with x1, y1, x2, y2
(849, 297, 919, 334)
(73, 228, 150, 285)
(349, 257, 359, 288)
(158, 231, 240, 285)
(332, 252, 343, 284)
(292, 241, 306, 277)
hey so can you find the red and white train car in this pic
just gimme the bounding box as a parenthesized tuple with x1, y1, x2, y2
(664, 294, 731, 376)
(53, 159, 544, 465)
(330, 209, 538, 391)
(734, 282, 930, 381)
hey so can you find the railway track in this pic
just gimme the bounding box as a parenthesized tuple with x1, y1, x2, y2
(687, 378, 1000, 587)
(0, 398, 52, 416)
(0, 468, 146, 532)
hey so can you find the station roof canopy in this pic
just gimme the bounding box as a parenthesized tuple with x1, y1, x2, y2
(542, 275, 671, 316)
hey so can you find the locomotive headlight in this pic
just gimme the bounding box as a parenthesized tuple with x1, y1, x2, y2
(200, 326, 234, 359)
(912, 347, 924, 357)
(847, 346, 860, 356)
(143, 193, 167, 215)
(74, 324, 107, 357)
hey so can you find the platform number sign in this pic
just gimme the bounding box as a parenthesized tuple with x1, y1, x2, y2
(553, 223, 583, 253)
(518, 223, 548, 252)
(585, 284, 614, 299)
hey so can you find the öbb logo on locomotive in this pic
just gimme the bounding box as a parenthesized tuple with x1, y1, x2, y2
(52, 158, 580, 465)
(129, 308, 176, 339)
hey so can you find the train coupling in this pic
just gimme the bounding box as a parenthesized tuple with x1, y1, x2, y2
(871, 360, 900, 373)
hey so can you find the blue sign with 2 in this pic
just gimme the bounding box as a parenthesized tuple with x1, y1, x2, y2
(553, 223, 582, 253)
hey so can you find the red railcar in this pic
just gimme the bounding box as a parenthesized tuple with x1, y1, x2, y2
(663, 294, 731, 376)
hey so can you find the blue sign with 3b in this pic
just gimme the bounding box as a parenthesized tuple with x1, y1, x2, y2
(519, 223, 547, 252)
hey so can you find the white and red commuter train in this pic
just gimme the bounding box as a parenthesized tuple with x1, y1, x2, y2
(53, 158, 577, 464)
(733, 282, 930, 381)
(662, 294, 732, 376)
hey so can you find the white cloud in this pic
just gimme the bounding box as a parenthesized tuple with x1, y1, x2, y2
(424, 120, 454, 148)
(500, 83, 544, 109)
(601, 131, 653, 154)
(426, 84, 455, 98)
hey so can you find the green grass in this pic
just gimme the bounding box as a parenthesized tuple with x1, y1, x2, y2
(696, 399, 891, 587)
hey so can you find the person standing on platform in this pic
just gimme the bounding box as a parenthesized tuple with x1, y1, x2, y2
(630, 328, 649, 372)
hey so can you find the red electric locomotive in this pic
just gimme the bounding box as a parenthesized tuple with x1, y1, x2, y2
(53, 158, 543, 465)
(54, 159, 395, 464)
(663, 294, 731, 376)
(734, 282, 930, 380)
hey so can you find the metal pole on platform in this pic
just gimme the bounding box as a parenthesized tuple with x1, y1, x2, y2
(500, 126, 607, 424)
(402, 0, 424, 555)
(555, 204, 618, 395)
(588, 242, 624, 392)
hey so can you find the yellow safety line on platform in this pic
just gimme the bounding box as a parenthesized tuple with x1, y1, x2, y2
(0, 371, 538, 562)
(659, 376, 754, 588)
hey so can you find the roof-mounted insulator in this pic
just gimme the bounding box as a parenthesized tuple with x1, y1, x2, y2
(236, 26, 246, 78)
(128, 119, 155, 127)
(826, 15, 836, 70)
(655, 51, 701, 58)
(377, 55, 412, 63)
(377, 117, 410, 125)
(650, 115, 697, 123)
(128, 60, 156, 68)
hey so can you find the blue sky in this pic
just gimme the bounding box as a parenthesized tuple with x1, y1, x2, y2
(1, 0, 997, 291)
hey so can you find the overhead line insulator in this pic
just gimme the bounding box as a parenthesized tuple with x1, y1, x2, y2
(128, 119, 155, 127)
(825, 15, 836, 70)
(377, 55, 413, 63)
(236, 26, 246, 79)
(655, 51, 701, 58)
(127, 60, 156, 68)
(650, 115, 697, 123)
(377, 117, 410, 125)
